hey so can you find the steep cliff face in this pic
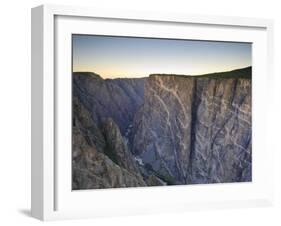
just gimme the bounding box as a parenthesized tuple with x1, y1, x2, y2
(132, 75, 196, 184)
(73, 72, 144, 134)
(72, 96, 146, 189)
(73, 67, 252, 189)
(102, 118, 145, 183)
(189, 78, 251, 183)
(132, 74, 251, 185)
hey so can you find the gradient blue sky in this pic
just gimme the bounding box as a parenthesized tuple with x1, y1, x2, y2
(72, 35, 251, 78)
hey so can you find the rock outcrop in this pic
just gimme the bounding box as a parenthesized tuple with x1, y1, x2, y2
(102, 118, 145, 183)
(72, 96, 146, 189)
(72, 67, 252, 189)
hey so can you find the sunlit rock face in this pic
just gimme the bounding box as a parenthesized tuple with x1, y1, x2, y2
(72, 67, 252, 189)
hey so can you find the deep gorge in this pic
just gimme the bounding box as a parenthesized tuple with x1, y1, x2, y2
(72, 67, 252, 189)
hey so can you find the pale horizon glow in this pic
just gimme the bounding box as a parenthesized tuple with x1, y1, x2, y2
(72, 35, 252, 78)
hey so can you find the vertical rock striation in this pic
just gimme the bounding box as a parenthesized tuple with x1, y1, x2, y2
(132, 75, 196, 184)
(189, 77, 251, 183)
(131, 69, 252, 184)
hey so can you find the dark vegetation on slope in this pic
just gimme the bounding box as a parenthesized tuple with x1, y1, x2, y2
(150, 66, 252, 79)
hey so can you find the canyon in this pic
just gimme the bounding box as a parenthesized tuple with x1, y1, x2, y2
(72, 67, 252, 189)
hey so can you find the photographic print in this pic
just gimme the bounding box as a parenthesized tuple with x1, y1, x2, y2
(72, 35, 252, 190)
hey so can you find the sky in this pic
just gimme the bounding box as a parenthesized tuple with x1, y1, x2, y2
(72, 34, 251, 78)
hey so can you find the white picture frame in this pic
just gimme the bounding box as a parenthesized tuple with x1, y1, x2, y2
(31, 4, 274, 221)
